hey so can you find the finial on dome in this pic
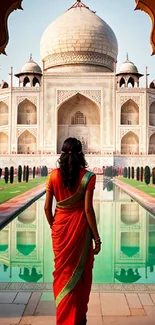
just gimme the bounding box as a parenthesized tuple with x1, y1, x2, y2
(68, 0, 96, 13)
(30, 53, 32, 60)
(126, 53, 129, 61)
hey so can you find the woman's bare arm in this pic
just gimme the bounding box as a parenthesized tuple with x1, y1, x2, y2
(85, 190, 101, 254)
(44, 191, 54, 227)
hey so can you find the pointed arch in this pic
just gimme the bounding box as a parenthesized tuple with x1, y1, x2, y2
(150, 82, 155, 89)
(149, 132, 155, 154)
(17, 130, 36, 154)
(127, 77, 135, 88)
(0, 101, 8, 126)
(23, 76, 31, 87)
(17, 99, 37, 125)
(149, 101, 155, 126)
(57, 93, 100, 154)
(121, 131, 139, 154)
(121, 99, 139, 125)
(119, 77, 126, 88)
(0, 132, 8, 153)
(33, 77, 40, 87)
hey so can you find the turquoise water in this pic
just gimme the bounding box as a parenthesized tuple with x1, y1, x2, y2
(0, 177, 155, 284)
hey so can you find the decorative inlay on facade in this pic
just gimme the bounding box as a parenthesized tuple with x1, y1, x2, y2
(149, 128, 155, 138)
(0, 128, 8, 135)
(120, 128, 140, 139)
(0, 97, 9, 105)
(17, 127, 37, 138)
(17, 96, 37, 106)
(45, 51, 114, 72)
(149, 96, 155, 106)
(120, 96, 140, 106)
(57, 90, 101, 106)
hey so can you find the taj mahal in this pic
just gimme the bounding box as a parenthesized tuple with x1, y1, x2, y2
(0, 0, 155, 169)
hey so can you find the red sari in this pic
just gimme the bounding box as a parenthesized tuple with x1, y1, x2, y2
(46, 168, 96, 325)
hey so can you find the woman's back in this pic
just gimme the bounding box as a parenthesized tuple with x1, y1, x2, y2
(46, 167, 95, 202)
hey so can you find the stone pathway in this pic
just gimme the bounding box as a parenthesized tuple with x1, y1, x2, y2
(0, 290, 155, 324)
(114, 179, 155, 215)
(0, 183, 46, 229)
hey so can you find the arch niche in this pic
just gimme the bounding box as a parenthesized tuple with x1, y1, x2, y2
(0, 132, 8, 153)
(121, 131, 139, 155)
(17, 99, 37, 125)
(17, 130, 36, 154)
(57, 93, 100, 154)
(121, 99, 139, 125)
(0, 101, 8, 126)
(149, 101, 155, 126)
(149, 133, 155, 154)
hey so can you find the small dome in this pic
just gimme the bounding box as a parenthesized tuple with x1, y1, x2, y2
(40, 1, 118, 72)
(117, 58, 139, 75)
(21, 58, 42, 74)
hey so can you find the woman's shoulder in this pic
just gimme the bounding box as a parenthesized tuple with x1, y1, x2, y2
(48, 168, 60, 180)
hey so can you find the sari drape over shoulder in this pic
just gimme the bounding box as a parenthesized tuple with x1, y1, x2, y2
(46, 169, 96, 325)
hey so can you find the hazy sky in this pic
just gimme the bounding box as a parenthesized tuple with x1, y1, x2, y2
(0, 0, 154, 86)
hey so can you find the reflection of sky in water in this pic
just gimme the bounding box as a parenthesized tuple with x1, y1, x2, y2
(0, 177, 155, 284)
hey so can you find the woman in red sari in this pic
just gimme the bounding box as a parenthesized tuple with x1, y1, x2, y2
(44, 138, 101, 325)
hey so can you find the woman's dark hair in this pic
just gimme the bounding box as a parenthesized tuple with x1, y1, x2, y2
(59, 137, 88, 190)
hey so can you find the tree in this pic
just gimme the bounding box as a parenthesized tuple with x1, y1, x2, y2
(0, 168, 2, 178)
(18, 165, 22, 183)
(4, 167, 9, 184)
(33, 166, 36, 178)
(23, 165, 26, 181)
(152, 167, 155, 185)
(26, 166, 29, 183)
(131, 167, 134, 179)
(128, 167, 130, 179)
(144, 166, 151, 185)
(136, 167, 140, 181)
(123, 167, 127, 178)
(10, 166, 14, 184)
(140, 167, 143, 182)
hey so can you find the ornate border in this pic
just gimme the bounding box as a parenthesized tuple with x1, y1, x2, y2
(57, 90, 101, 106)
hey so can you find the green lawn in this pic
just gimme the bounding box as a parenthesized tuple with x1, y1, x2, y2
(0, 177, 47, 204)
(118, 177, 155, 198)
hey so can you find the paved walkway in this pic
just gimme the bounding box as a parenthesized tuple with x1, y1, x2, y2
(0, 183, 46, 229)
(0, 290, 155, 325)
(114, 179, 155, 215)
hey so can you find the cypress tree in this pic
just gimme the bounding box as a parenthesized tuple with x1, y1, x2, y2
(128, 167, 130, 179)
(4, 167, 9, 184)
(131, 166, 134, 179)
(144, 166, 151, 185)
(26, 166, 29, 183)
(0, 168, 2, 178)
(10, 166, 14, 184)
(23, 166, 26, 181)
(18, 165, 22, 183)
(33, 167, 36, 179)
(123, 167, 127, 178)
(140, 166, 144, 182)
(152, 167, 155, 185)
(136, 167, 140, 181)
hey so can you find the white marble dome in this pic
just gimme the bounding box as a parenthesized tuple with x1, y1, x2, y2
(118, 59, 139, 74)
(40, 2, 118, 72)
(21, 58, 42, 74)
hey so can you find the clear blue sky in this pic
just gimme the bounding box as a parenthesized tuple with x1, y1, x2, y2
(0, 0, 154, 86)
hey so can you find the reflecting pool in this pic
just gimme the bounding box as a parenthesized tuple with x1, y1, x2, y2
(0, 177, 155, 284)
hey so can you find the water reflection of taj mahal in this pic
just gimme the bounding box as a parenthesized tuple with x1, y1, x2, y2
(0, 183, 155, 284)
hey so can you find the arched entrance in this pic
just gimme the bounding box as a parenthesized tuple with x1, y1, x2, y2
(121, 131, 139, 154)
(121, 99, 139, 125)
(150, 101, 155, 126)
(0, 132, 8, 153)
(17, 99, 37, 124)
(57, 93, 100, 154)
(17, 130, 36, 154)
(149, 133, 155, 154)
(0, 101, 8, 126)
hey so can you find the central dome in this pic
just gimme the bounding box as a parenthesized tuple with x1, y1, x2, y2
(40, 1, 118, 72)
